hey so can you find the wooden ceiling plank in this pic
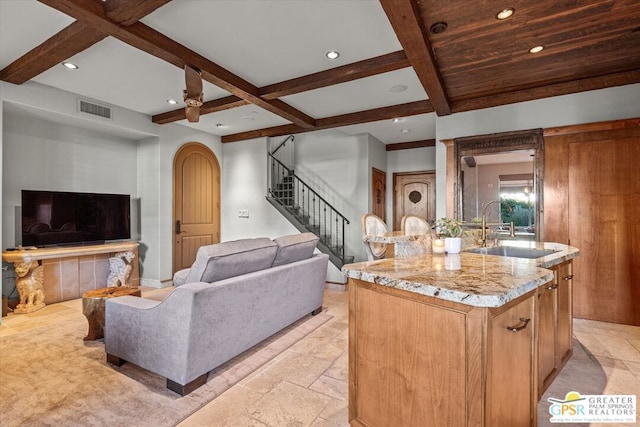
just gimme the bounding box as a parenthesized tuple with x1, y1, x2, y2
(222, 100, 434, 142)
(152, 95, 249, 124)
(259, 50, 411, 99)
(379, 0, 451, 115)
(0, 21, 106, 84)
(105, 0, 173, 26)
(38, 0, 316, 129)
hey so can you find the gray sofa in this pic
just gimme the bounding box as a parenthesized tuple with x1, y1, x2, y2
(104, 233, 328, 395)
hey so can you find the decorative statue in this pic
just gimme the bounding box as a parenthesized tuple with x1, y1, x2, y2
(107, 251, 135, 287)
(14, 260, 46, 314)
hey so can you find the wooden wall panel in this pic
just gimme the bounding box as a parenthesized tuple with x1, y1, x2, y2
(544, 119, 640, 325)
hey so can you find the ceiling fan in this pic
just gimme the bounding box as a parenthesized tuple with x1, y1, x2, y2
(183, 65, 203, 122)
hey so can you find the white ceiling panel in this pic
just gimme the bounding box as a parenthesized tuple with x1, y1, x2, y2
(0, 0, 74, 69)
(339, 113, 437, 145)
(176, 104, 290, 136)
(282, 68, 427, 118)
(32, 37, 230, 115)
(141, 0, 402, 86)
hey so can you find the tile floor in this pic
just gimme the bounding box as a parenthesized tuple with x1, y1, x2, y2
(179, 288, 640, 427)
(1, 287, 638, 426)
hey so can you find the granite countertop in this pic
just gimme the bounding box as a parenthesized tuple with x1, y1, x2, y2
(342, 241, 579, 308)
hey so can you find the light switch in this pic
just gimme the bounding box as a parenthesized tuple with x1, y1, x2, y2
(238, 209, 250, 218)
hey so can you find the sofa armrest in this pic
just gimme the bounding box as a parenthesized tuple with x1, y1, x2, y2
(105, 288, 200, 384)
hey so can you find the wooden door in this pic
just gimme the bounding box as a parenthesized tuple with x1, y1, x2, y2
(568, 136, 640, 325)
(371, 168, 386, 221)
(173, 143, 220, 273)
(393, 171, 436, 231)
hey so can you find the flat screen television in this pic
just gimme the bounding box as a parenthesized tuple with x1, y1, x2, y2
(21, 190, 131, 247)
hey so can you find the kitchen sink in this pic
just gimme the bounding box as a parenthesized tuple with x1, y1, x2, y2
(465, 246, 559, 259)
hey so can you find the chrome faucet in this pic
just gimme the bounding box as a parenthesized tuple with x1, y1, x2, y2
(481, 200, 515, 247)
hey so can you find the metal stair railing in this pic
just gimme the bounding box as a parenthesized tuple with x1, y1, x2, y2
(267, 152, 351, 267)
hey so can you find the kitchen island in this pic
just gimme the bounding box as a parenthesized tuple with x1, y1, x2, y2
(342, 241, 578, 427)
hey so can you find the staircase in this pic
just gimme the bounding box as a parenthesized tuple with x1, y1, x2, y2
(266, 139, 353, 269)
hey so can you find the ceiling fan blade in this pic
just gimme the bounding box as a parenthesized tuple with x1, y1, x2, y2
(184, 64, 202, 99)
(185, 105, 200, 122)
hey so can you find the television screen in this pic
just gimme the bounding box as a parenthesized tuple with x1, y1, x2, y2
(21, 190, 131, 247)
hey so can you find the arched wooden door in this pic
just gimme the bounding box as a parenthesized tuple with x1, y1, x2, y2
(173, 143, 220, 274)
(393, 171, 436, 231)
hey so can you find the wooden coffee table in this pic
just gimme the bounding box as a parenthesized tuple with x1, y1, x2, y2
(82, 286, 141, 341)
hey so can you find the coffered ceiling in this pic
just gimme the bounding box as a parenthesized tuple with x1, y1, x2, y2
(1, 0, 638, 144)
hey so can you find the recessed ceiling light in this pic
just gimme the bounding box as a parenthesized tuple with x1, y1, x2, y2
(393, 118, 403, 123)
(529, 45, 544, 53)
(401, 129, 410, 134)
(62, 62, 78, 70)
(496, 8, 515, 20)
(389, 85, 408, 93)
(166, 98, 178, 105)
(326, 51, 340, 60)
(429, 22, 448, 34)
(216, 123, 225, 128)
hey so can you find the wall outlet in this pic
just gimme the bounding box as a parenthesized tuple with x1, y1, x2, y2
(238, 209, 250, 218)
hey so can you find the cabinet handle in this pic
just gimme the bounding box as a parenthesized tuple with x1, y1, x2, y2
(547, 284, 559, 290)
(563, 275, 573, 280)
(506, 317, 531, 333)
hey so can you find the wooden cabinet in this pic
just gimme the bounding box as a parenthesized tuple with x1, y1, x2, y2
(349, 278, 539, 427)
(487, 292, 536, 426)
(555, 261, 574, 366)
(537, 279, 557, 394)
(537, 260, 574, 397)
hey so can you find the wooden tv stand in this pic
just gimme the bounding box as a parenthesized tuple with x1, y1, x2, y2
(2, 242, 139, 305)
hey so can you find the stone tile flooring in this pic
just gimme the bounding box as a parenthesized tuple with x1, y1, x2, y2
(1, 287, 638, 426)
(180, 289, 640, 427)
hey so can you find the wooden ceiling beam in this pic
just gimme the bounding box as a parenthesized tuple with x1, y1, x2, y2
(104, 0, 172, 26)
(1, 0, 169, 85)
(38, 0, 316, 129)
(386, 139, 435, 151)
(379, 0, 451, 116)
(259, 50, 411, 99)
(152, 95, 249, 124)
(451, 69, 640, 113)
(0, 21, 105, 84)
(222, 100, 434, 142)
(152, 50, 411, 123)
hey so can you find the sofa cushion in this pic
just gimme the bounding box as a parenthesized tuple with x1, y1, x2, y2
(173, 268, 190, 286)
(184, 238, 278, 284)
(272, 233, 319, 267)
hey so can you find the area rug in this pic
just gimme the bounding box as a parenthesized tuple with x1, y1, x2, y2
(0, 304, 332, 427)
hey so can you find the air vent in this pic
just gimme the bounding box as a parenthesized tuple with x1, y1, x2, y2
(78, 99, 112, 119)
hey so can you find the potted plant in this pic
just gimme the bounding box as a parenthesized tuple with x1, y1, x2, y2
(435, 217, 463, 254)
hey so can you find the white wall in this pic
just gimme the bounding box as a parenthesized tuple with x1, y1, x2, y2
(295, 130, 370, 267)
(0, 81, 222, 288)
(434, 83, 640, 218)
(221, 137, 298, 242)
(2, 111, 139, 250)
